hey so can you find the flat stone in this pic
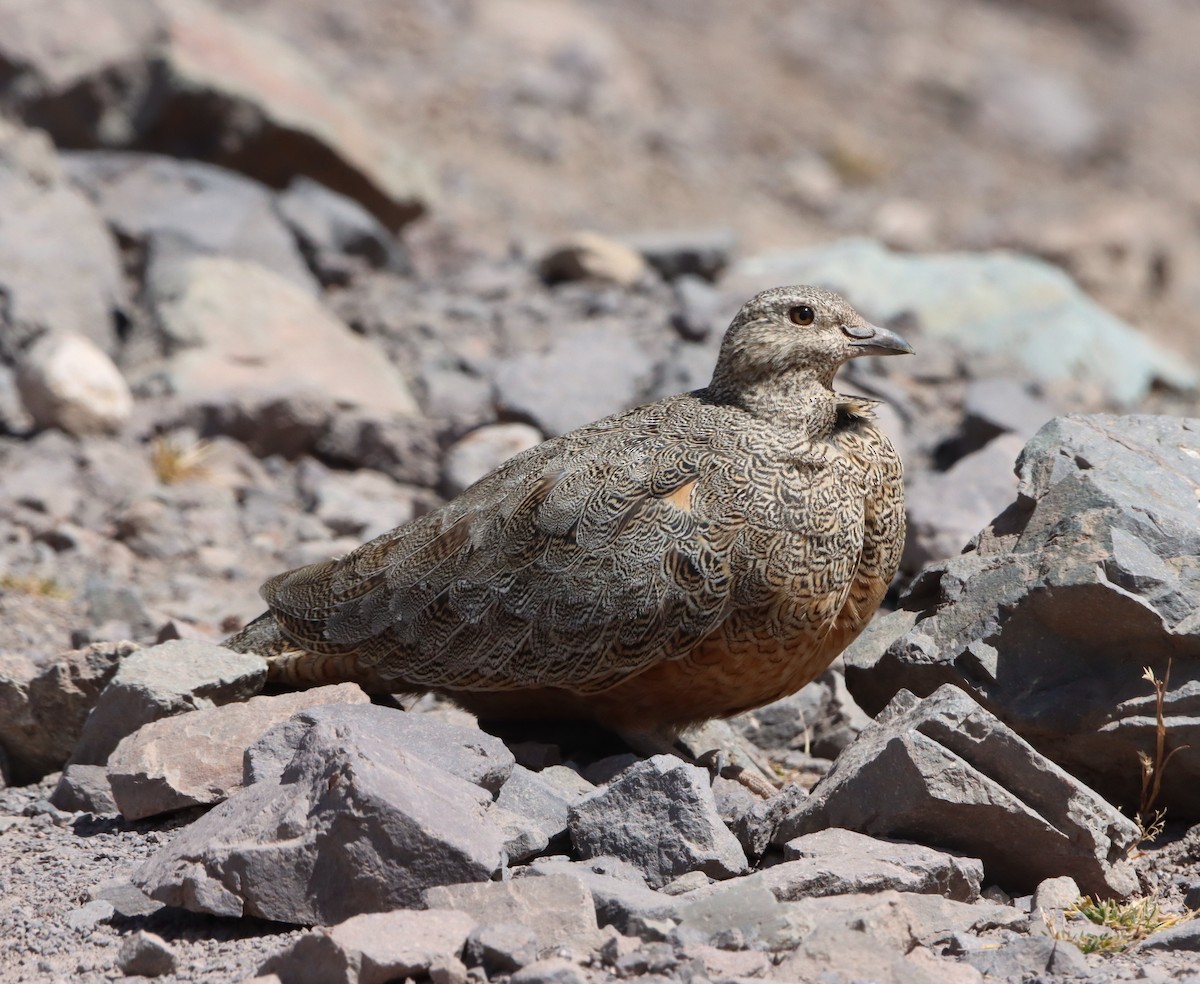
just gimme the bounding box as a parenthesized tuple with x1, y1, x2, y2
(569, 755, 748, 889)
(260, 909, 476, 984)
(774, 685, 1139, 898)
(424, 875, 600, 952)
(107, 683, 368, 820)
(962, 935, 1089, 978)
(464, 923, 538, 975)
(134, 711, 508, 924)
(244, 703, 514, 795)
(521, 858, 678, 938)
(142, 255, 417, 421)
(71, 639, 266, 767)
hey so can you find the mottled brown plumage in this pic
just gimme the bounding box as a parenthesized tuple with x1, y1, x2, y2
(225, 285, 911, 734)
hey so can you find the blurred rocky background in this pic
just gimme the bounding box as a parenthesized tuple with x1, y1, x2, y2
(3, 1, 1200, 982)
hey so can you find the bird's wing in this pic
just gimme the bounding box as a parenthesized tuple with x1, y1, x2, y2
(260, 398, 767, 694)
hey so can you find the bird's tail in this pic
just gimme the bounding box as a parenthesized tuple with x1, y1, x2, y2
(223, 611, 385, 690)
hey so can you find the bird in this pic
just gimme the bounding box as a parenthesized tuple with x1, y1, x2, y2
(224, 284, 911, 755)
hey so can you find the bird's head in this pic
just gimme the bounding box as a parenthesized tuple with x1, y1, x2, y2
(709, 285, 913, 402)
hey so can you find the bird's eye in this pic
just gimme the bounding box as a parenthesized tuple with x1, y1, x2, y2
(788, 305, 815, 327)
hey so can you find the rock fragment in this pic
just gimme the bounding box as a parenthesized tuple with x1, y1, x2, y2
(16, 331, 133, 436)
(774, 685, 1139, 898)
(569, 755, 748, 889)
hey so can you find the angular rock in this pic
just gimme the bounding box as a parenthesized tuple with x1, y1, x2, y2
(488, 804, 550, 863)
(539, 232, 648, 287)
(729, 240, 1195, 404)
(0, 0, 434, 228)
(134, 711, 508, 924)
(71, 640, 266, 767)
(510, 958, 588, 984)
(493, 324, 652, 437)
(117, 930, 177, 977)
(773, 890, 1020, 981)
(277, 176, 410, 284)
(464, 923, 538, 975)
(107, 683, 368, 820)
(569, 755, 748, 889)
(712, 779, 806, 861)
(141, 255, 417, 422)
(296, 460, 418, 540)
(961, 935, 1089, 979)
(902, 434, 1024, 571)
(15, 330, 133, 436)
(1135, 919, 1200, 952)
(442, 423, 543, 497)
(244, 703, 515, 795)
(846, 415, 1200, 816)
(496, 765, 578, 845)
(775, 685, 1138, 898)
(0, 184, 125, 364)
(522, 858, 678, 937)
(64, 152, 317, 293)
(51, 763, 118, 814)
(960, 377, 1057, 452)
(260, 909, 476, 984)
(0, 640, 134, 784)
(424, 875, 600, 953)
(781, 829, 982, 902)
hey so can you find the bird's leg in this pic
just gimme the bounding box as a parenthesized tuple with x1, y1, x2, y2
(617, 721, 781, 798)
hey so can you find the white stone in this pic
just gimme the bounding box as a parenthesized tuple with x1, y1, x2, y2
(16, 330, 133, 435)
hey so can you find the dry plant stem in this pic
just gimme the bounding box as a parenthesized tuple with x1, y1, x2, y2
(1138, 658, 1189, 822)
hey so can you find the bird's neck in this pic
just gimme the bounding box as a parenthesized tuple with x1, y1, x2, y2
(715, 370, 839, 438)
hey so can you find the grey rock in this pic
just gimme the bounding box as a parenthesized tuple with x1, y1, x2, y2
(569, 755, 748, 888)
(108, 683, 368, 820)
(493, 325, 653, 436)
(71, 640, 266, 767)
(296, 460, 418, 540)
(671, 880, 792, 949)
(489, 804, 550, 863)
(712, 779, 806, 861)
(0, 640, 133, 784)
(902, 433, 1024, 571)
(51, 763, 117, 814)
(277, 176, 410, 284)
(64, 152, 317, 293)
(15, 330, 133, 436)
(669, 274, 722, 341)
(0, 0, 434, 228)
(496, 764, 578, 844)
(139, 254, 417, 423)
(625, 228, 736, 282)
(259, 909, 476, 984)
(962, 934, 1089, 978)
(442, 423, 543, 497)
(510, 958, 588, 984)
(775, 685, 1139, 897)
(846, 415, 1200, 816)
(0, 171, 126, 359)
(134, 711, 508, 924)
(773, 890, 1023, 980)
(1031, 875, 1081, 912)
(117, 930, 177, 977)
(730, 240, 1195, 404)
(960, 377, 1057, 452)
(780, 828, 982, 902)
(65, 899, 115, 931)
(1135, 919, 1200, 952)
(522, 858, 678, 937)
(314, 410, 442, 489)
(464, 923, 538, 974)
(424, 875, 600, 953)
(244, 703, 514, 795)
(89, 880, 163, 919)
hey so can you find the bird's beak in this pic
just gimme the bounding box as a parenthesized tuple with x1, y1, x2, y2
(843, 321, 914, 357)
